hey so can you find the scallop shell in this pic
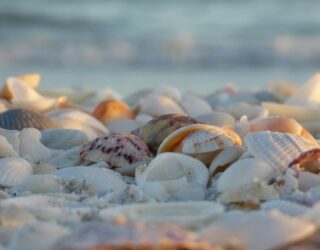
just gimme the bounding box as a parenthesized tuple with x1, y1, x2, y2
(0, 157, 33, 187)
(135, 153, 209, 201)
(41, 128, 89, 150)
(8, 222, 70, 250)
(202, 211, 316, 250)
(0, 128, 20, 153)
(107, 119, 141, 134)
(261, 200, 309, 216)
(179, 93, 212, 117)
(19, 128, 52, 164)
(194, 111, 235, 128)
(54, 166, 127, 195)
(0, 109, 57, 131)
(92, 99, 135, 125)
(244, 131, 319, 172)
(0, 135, 18, 157)
(46, 146, 82, 169)
(80, 134, 152, 169)
(100, 201, 224, 229)
(140, 114, 200, 154)
(216, 158, 275, 193)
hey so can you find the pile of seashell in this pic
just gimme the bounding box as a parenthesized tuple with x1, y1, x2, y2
(1, 73, 320, 249)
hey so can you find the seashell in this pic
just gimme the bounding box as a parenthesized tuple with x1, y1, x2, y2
(244, 131, 319, 172)
(194, 111, 235, 128)
(135, 113, 153, 125)
(304, 201, 320, 226)
(158, 124, 242, 165)
(209, 146, 245, 175)
(139, 94, 185, 117)
(92, 99, 135, 125)
(107, 119, 141, 134)
(123, 88, 152, 108)
(47, 108, 109, 139)
(19, 128, 52, 164)
(267, 81, 299, 101)
(41, 128, 89, 150)
(80, 134, 152, 170)
(202, 210, 316, 250)
(135, 153, 209, 201)
(0, 134, 18, 157)
(288, 148, 320, 174)
(8, 222, 70, 250)
(54, 166, 127, 195)
(46, 146, 82, 169)
(274, 169, 299, 196)
(0, 157, 33, 187)
(140, 114, 200, 154)
(100, 201, 224, 229)
(216, 158, 275, 193)
(261, 200, 309, 216)
(298, 171, 320, 191)
(152, 85, 182, 102)
(217, 180, 278, 204)
(0, 206, 37, 228)
(0, 109, 57, 131)
(224, 102, 269, 120)
(0, 128, 20, 153)
(0, 99, 10, 112)
(179, 93, 212, 117)
(33, 162, 57, 174)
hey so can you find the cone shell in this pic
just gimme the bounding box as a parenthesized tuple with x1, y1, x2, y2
(0, 109, 57, 131)
(80, 133, 152, 168)
(92, 99, 135, 125)
(140, 114, 200, 154)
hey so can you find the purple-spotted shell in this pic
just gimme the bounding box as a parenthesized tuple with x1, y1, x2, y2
(80, 133, 152, 168)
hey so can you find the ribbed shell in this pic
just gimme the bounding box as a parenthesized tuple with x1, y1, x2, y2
(0, 109, 57, 130)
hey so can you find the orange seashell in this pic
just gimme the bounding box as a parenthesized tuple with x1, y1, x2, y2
(92, 100, 135, 125)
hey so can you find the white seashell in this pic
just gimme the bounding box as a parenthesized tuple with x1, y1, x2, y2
(216, 158, 275, 193)
(202, 210, 316, 250)
(298, 171, 320, 192)
(304, 201, 320, 226)
(54, 166, 127, 195)
(224, 102, 269, 120)
(41, 128, 89, 150)
(19, 128, 52, 164)
(47, 108, 109, 140)
(306, 186, 320, 204)
(139, 94, 185, 117)
(194, 111, 235, 128)
(8, 222, 70, 250)
(179, 93, 212, 117)
(274, 169, 299, 196)
(33, 162, 57, 175)
(209, 146, 245, 175)
(0, 128, 20, 153)
(0, 206, 37, 228)
(0, 157, 33, 187)
(244, 131, 319, 172)
(135, 113, 153, 125)
(152, 85, 182, 102)
(217, 180, 278, 204)
(136, 153, 209, 201)
(0, 135, 18, 157)
(107, 119, 140, 134)
(46, 146, 82, 169)
(100, 201, 224, 229)
(261, 200, 309, 216)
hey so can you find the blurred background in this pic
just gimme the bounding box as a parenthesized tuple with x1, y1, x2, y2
(0, 0, 320, 95)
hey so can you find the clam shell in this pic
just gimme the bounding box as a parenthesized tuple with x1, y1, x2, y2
(46, 146, 82, 169)
(140, 114, 200, 154)
(107, 119, 141, 134)
(179, 93, 212, 116)
(135, 152, 209, 201)
(194, 111, 235, 128)
(244, 131, 319, 172)
(100, 201, 224, 229)
(0, 157, 33, 187)
(261, 200, 309, 216)
(0, 109, 57, 131)
(41, 128, 89, 150)
(202, 211, 316, 250)
(0, 135, 18, 157)
(19, 128, 52, 164)
(80, 134, 152, 169)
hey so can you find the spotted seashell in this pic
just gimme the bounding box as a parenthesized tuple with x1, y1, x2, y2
(80, 133, 152, 168)
(0, 109, 57, 131)
(140, 114, 200, 154)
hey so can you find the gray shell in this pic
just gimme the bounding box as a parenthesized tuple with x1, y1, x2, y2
(0, 109, 57, 130)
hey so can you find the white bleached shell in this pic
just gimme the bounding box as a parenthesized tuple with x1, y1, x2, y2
(0, 128, 20, 153)
(244, 131, 319, 172)
(194, 111, 235, 128)
(136, 153, 209, 201)
(54, 167, 127, 195)
(19, 128, 52, 164)
(8, 222, 70, 250)
(179, 93, 212, 117)
(261, 200, 309, 216)
(41, 128, 89, 150)
(0, 157, 33, 187)
(107, 119, 141, 134)
(152, 85, 182, 102)
(216, 158, 275, 193)
(47, 108, 109, 140)
(100, 201, 224, 229)
(202, 211, 316, 250)
(46, 146, 82, 169)
(0, 135, 18, 157)
(298, 171, 320, 191)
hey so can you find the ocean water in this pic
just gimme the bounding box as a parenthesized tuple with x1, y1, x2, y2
(0, 0, 320, 95)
